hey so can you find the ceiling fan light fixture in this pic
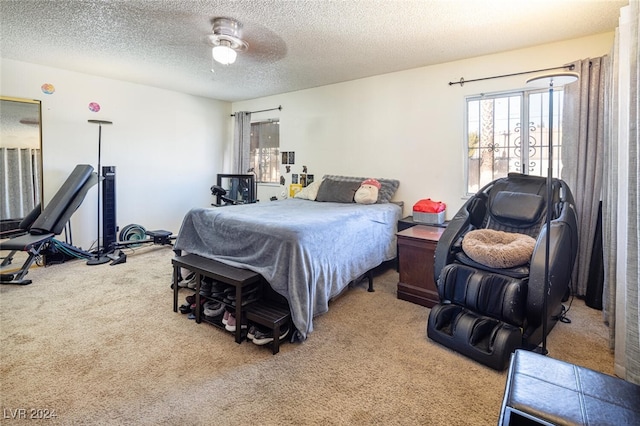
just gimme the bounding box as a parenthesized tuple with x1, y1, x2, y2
(207, 17, 248, 66)
(212, 40, 237, 65)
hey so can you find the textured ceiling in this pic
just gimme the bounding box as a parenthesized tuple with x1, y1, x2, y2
(0, 0, 628, 102)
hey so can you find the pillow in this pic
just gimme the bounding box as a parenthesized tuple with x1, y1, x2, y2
(294, 179, 323, 201)
(322, 175, 399, 203)
(462, 229, 536, 269)
(315, 179, 360, 203)
(354, 178, 381, 204)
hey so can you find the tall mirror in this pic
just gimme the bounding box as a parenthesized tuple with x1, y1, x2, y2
(0, 96, 43, 237)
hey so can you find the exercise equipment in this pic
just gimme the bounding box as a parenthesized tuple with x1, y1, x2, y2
(102, 166, 117, 254)
(211, 173, 256, 206)
(104, 225, 174, 266)
(0, 164, 98, 284)
(0, 163, 176, 282)
(211, 185, 243, 206)
(96, 167, 174, 265)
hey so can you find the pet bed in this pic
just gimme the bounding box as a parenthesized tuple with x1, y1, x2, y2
(462, 229, 536, 269)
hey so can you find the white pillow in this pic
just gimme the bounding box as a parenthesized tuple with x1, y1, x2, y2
(294, 179, 324, 201)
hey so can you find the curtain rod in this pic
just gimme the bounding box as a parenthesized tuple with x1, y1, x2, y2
(230, 105, 282, 117)
(448, 64, 575, 87)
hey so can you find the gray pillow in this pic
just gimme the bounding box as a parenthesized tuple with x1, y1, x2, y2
(322, 175, 400, 203)
(315, 179, 360, 203)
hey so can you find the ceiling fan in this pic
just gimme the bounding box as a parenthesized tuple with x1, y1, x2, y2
(207, 17, 248, 65)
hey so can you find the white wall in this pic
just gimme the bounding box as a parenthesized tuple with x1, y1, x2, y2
(0, 59, 231, 250)
(0, 32, 615, 250)
(233, 33, 615, 217)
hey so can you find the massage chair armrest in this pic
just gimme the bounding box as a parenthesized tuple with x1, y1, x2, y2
(434, 209, 471, 283)
(433, 189, 490, 282)
(527, 201, 578, 329)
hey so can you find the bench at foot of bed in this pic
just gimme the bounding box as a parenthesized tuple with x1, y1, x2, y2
(245, 302, 291, 354)
(172, 253, 262, 344)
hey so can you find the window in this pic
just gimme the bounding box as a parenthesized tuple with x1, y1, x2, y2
(250, 120, 280, 184)
(465, 88, 565, 194)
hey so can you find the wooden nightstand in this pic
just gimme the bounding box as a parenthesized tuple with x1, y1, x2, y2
(397, 216, 419, 232)
(396, 225, 445, 308)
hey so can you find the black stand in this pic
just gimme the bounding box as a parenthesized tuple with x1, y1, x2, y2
(526, 72, 578, 355)
(87, 119, 113, 266)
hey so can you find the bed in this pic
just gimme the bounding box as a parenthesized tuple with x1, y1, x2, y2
(174, 176, 401, 339)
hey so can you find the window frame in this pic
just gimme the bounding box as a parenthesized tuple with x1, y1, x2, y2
(249, 119, 280, 184)
(463, 87, 565, 196)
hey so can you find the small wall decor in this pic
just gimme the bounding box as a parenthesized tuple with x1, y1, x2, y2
(302, 165, 307, 173)
(280, 175, 285, 186)
(282, 151, 295, 164)
(285, 165, 291, 173)
(292, 174, 298, 184)
(41, 83, 55, 94)
(88, 102, 101, 112)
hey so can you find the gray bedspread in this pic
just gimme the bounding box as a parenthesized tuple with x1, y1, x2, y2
(174, 198, 401, 339)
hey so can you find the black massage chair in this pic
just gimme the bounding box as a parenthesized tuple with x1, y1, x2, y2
(426, 173, 578, 370)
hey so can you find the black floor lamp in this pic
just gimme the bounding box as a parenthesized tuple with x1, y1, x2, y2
(525, 71, 578, 354)
(87, 119, 113, 266)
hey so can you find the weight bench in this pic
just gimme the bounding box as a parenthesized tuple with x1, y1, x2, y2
(0, 164, 97, 285)
(0, 203, 42, 268)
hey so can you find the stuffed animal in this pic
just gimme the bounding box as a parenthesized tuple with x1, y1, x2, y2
(354, 178, 381, 204)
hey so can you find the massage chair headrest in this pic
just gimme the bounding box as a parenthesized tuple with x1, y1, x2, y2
(489, 191, 545, 226)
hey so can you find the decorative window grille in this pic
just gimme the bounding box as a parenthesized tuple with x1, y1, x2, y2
(465, 88, 565, 194)
(250, 120, 280, 184)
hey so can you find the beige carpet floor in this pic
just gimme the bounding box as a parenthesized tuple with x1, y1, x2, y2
(0, 246, 614, 425)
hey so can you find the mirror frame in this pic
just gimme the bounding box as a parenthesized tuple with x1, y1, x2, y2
(0, 95, 43, 236)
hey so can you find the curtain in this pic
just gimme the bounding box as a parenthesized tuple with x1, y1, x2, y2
(603, 17, 620, 365)
(0, 147, 41, 221)
(233, 112, 251, 174)
(561, 57, 606, 297)
(623, 0, 640, 384)
(603, 0, 640, 385)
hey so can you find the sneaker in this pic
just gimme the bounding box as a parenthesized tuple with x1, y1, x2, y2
(247, 324, 269, 341)
(209, 289, 227, 298)
(178, 272, 195, 288)
(247, 325, 257, 340)
(226, 284, 260, 301)
(203, 301, 225, 317)
(210, 280, 228, 293)
(222, 310, 230, 325)
(200, 280, 212, 297)
(224, 313, 248, 332)
(225, 291, 261, 307)
(241, 291, 261, 306)
(252, 326, 290, 346)
(186, 275, 198, 289)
